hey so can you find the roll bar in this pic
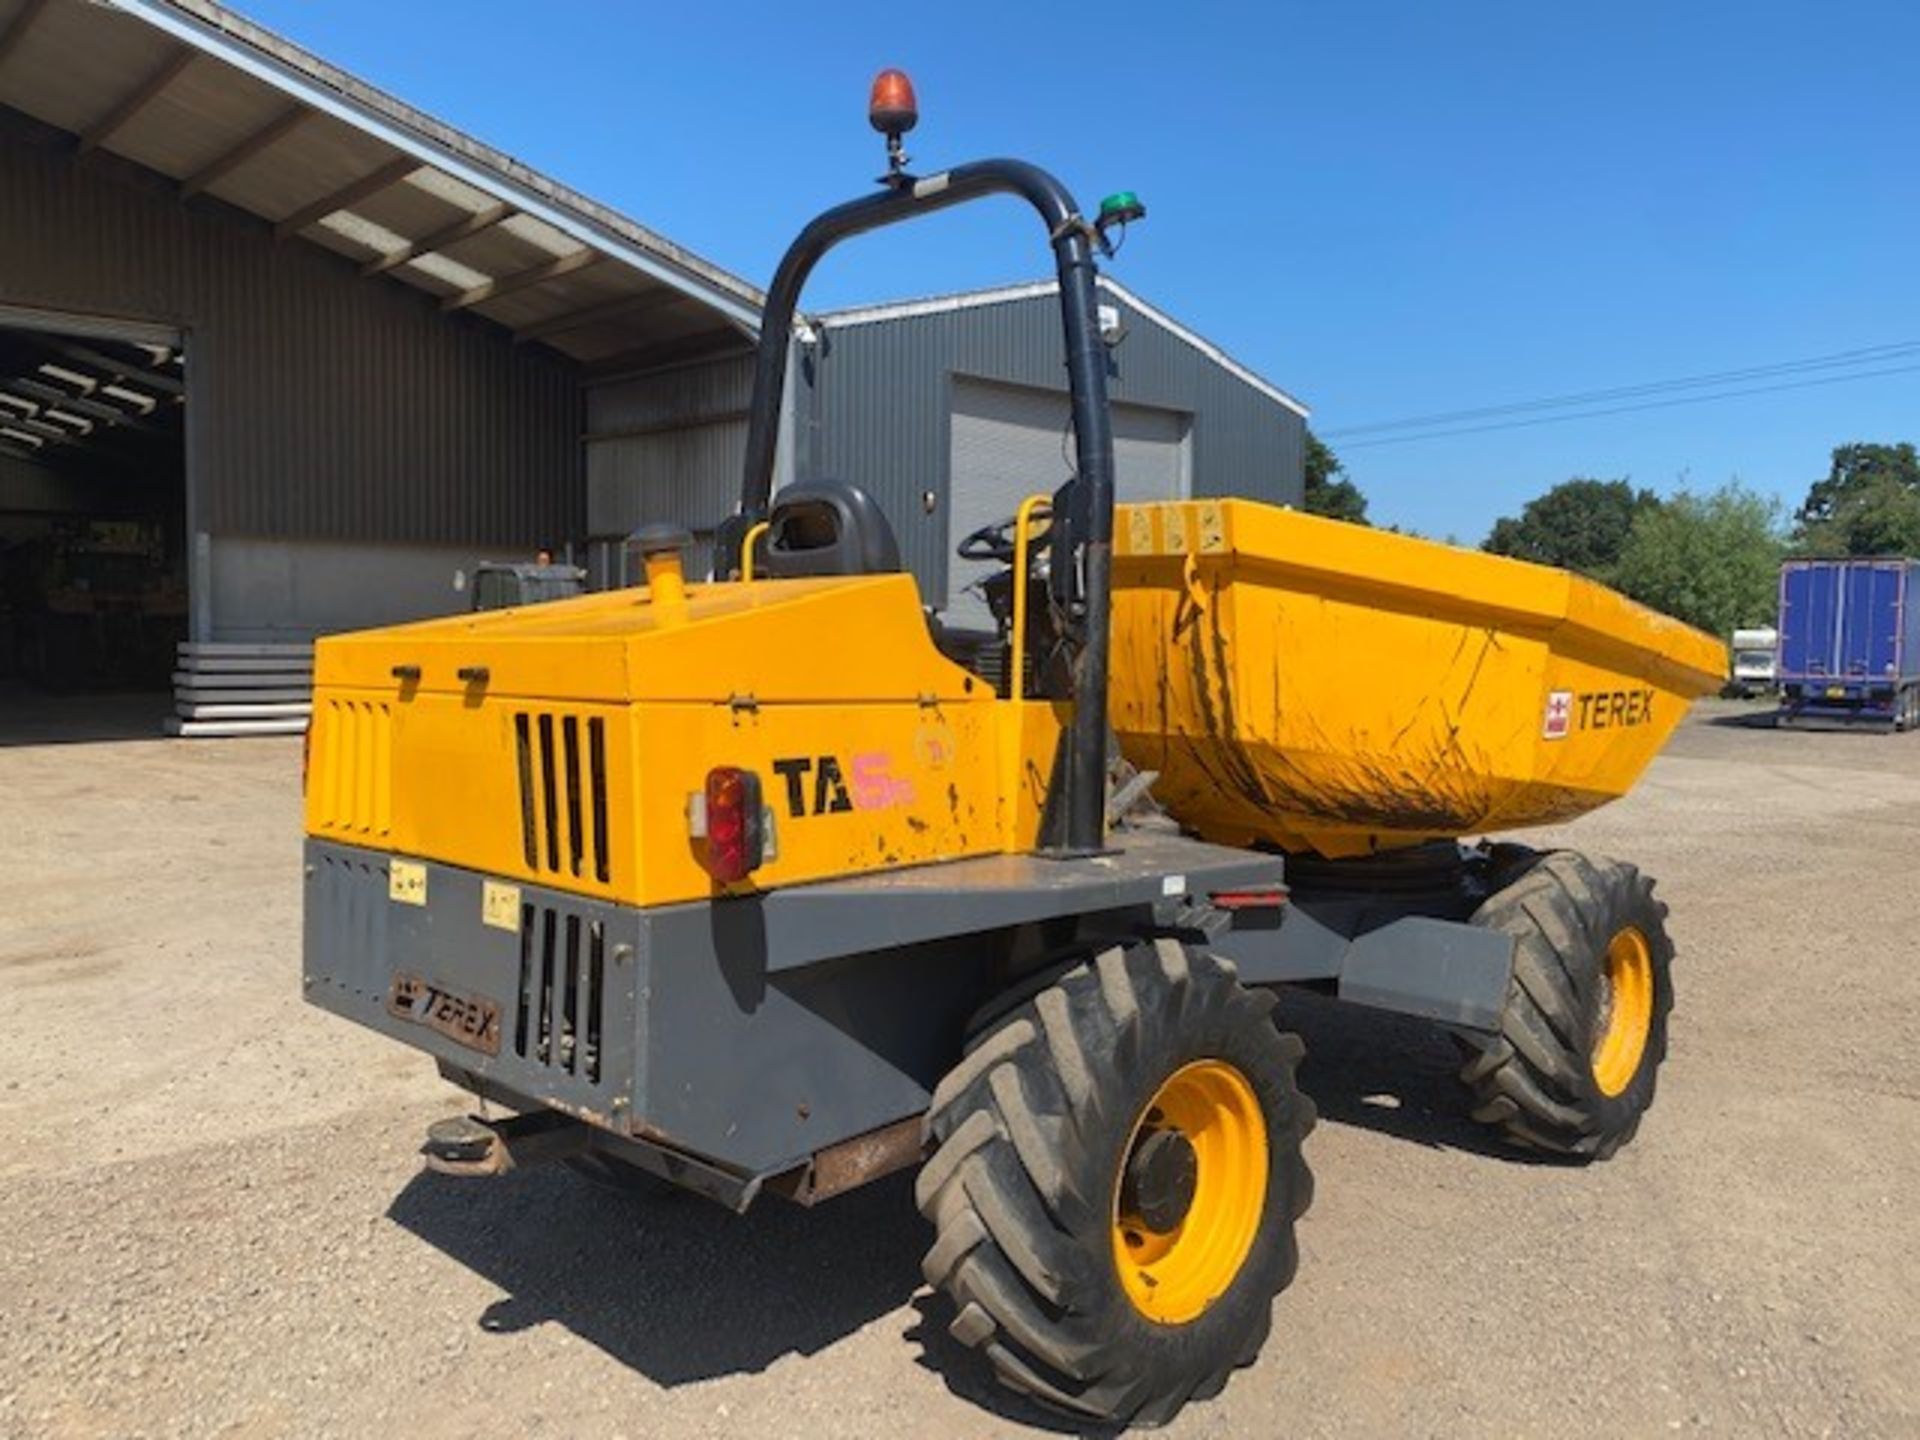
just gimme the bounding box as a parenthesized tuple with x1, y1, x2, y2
(734, 159, 1116, 857)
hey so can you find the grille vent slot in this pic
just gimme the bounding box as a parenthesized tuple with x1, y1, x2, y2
(318, 699, 392, 836)
(513, 904, 606, 1082)
(514, 712, 611, 883)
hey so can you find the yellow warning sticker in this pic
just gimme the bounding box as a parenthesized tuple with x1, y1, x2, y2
(482, 880, 522, 932)
(1128, 507, 1154, 554)
(388, 858, 427, 906)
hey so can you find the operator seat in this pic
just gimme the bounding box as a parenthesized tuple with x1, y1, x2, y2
(759, 479, 902, 578)
(755, 480, 1004, 687)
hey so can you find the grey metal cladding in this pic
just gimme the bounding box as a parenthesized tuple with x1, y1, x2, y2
(588, 351, 754, 432)
(802, 284, 1306, 601)
(0, 119, 581, 547)
(584, 352, 752, 547)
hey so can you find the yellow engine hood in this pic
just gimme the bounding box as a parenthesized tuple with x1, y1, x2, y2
(306, 573, 1055, 908)
(314, 573, 978, 705)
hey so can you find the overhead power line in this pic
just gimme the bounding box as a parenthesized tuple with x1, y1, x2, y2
(1334, 360, 1920, 451)
(1322, 339, 1920, 445)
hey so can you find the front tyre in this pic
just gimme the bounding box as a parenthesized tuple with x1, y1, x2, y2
(916, 940, 1314, 1427)
(1461, 850, 1674, 1159)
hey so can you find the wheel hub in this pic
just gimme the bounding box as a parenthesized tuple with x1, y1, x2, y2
(1121, 1127, 1199, 1233)
(1111, 1059, 1269, 1325)
(1591, 924, 1654, 1097)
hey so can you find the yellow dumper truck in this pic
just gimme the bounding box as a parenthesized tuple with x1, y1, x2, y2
(301, 75, 1725, 1427)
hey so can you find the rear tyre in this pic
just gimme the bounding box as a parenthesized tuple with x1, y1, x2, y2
(916, 940, 1314, 1427)
(1460, 851, 1673, 1159)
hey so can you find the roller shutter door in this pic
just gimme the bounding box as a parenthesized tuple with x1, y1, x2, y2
(947, 377, 1188, 621)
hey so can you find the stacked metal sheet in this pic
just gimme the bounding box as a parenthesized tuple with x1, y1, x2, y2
(165, 642, 313, 737)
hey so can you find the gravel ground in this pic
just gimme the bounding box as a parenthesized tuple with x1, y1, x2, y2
(1, 693, 1915, 1438)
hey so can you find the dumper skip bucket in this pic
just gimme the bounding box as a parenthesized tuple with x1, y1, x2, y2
(1108, 500, 1727, 858)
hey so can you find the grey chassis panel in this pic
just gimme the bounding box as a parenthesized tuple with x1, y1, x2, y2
(304, 844, 641, 1129)
(1212, 903, 1514, 1033)
(639, 827, 1286, 975)
(303, 833, 1281, 1181)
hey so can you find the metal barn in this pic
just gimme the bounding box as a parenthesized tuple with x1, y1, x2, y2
(0, 0, 1308, 734)
(804, 280, 1307, 619)
(587, 280, 1309, 623)
(0, 0, 757, 728)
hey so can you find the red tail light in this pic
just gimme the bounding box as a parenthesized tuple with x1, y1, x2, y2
(703, 766, 765, 884)
(1210, 888, 1288, 910)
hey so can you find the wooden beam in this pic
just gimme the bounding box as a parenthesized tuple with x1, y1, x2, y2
(6, 380, 160, 432)
(12, 414, 73, 443)
(179, 105, 310, 198)
(514, 286, 682, 344)
(50, 342, 185, 397)
(0, 0, 49, 71)
(440, 248, 604, 313)
(0, 388, 47, 422)
(362, 201, 512, 277)
(273, 155, 419, 240)
(9, 377, 73, 407)
(77, 49, 195, 155)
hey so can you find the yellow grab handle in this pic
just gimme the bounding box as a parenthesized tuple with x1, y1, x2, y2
(739, 520, 771, 582)
(1010, 494, 1051, 703)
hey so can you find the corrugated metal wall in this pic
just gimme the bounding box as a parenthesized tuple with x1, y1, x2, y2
(584, 350, 753, 579)
(802, 283, 1306, 599)
(0, 118, 581, 548)
(0, 447, 77, 513)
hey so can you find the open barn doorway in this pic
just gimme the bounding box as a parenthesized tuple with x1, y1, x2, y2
(0, 310, 186, 735)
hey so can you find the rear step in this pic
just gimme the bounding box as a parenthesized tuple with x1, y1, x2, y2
(422, 1111, 589, 1177)
(420, 1109, 763, 1211)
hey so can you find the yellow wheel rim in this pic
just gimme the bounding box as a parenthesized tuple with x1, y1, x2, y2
(1111, 1059, 1268, 1325)
(1591, 925, 1654, 1097)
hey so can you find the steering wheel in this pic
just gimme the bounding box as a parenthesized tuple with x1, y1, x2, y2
(957, 508, 1051, 565)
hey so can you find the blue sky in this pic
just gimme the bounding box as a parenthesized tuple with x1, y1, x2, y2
(241, 0, 1920, 542)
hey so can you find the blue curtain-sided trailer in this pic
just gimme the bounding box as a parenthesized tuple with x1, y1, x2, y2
(1776, 557, 1920, 731)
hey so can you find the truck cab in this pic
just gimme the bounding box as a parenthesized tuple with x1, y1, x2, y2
(1729, 625, 1778, 697)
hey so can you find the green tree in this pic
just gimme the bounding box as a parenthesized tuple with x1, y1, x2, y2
(1611, 481, 1785, 638)
(1302, 431, 1369, 524)
(1793, 442, 1920, 555)
(1483, 478, 1661, 580)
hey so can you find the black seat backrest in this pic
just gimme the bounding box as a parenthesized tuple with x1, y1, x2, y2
(760, 479, 902, 578)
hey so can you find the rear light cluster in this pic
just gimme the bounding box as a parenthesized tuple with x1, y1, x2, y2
(1210, 888, 1288, 911)
(692, 766, 772, 884)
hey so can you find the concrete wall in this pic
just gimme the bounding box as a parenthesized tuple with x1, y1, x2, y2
(206, 535, 505, 640)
